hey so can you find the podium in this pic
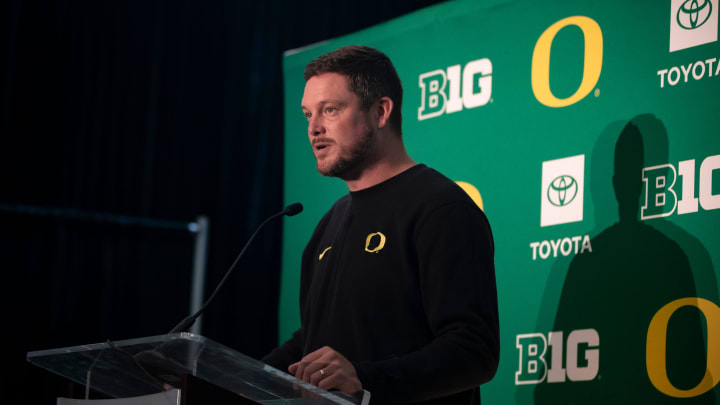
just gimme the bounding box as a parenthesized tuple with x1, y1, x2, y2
(27, 333, 365, 404)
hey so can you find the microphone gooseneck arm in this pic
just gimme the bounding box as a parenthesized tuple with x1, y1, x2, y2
(168, 203, 303, 334)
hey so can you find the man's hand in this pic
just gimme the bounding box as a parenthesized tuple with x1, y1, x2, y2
(288, 346, 362, 395)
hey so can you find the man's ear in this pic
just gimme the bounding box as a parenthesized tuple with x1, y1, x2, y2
(375, 97, 394, 129)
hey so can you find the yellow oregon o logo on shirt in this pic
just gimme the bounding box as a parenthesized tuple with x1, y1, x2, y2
(646, 297, 720, 397)
(365, 232, 386, 253)
(532, 16, 603, 107)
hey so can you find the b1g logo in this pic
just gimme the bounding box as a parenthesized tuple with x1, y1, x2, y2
(515, 329, 600, 385)
(541, 155, 585, 227)
(417, 58, 492, 121)
(641, 154, 720, 220)
(670, 0, 718, 52)
(532, 16, 603, 107)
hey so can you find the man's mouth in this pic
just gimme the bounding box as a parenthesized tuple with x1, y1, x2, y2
(313, 140, 333, 151)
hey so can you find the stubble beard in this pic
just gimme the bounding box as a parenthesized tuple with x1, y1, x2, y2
(317, 126, 374, 179)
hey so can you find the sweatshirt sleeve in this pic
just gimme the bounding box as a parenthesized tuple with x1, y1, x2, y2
(262, 205, 333, 371)
(262, 328, 303, 372)
(353, 202, 500, 403)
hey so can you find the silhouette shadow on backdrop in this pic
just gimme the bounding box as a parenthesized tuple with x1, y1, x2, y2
(530, 114, 717, 404)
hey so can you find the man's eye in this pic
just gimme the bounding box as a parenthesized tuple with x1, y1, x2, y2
(304, 112, 311, 119)
(325, 107, 337, 114)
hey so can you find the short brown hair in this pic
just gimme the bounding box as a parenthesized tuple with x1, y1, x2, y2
(305, 45, 403, 135)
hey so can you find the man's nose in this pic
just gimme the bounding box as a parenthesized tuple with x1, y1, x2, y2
(308, 116, 325, 136)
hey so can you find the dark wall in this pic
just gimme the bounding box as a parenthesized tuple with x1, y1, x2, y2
(1, 0, 443, 402)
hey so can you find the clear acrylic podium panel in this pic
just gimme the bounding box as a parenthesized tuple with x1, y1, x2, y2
(27, 333, 360, 405)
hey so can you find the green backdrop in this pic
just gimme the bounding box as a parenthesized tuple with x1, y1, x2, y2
(280, 0, 720, 402)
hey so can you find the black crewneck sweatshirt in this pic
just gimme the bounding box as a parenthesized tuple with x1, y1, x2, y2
(264, 164, 499, 404)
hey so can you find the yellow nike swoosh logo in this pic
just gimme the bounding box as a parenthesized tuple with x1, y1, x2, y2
(319, 246, 332, 261)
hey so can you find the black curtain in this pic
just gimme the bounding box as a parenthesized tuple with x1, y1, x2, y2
(1, 0, 443, 402)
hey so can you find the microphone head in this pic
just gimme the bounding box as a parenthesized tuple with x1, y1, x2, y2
(284, 203, 303, 217)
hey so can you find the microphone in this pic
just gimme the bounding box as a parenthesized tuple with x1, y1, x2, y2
(168, 202, 303, 334)
(284, 203, 303, 217)
(100, 203, 303, 391)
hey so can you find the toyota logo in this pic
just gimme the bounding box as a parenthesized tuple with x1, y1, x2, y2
(677, 0, 713, 30)
(547, 175, 579, 207)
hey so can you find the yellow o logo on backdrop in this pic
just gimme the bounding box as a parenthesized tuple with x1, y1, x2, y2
(532, 16, 603, 107)
(646, 297, 720, 397)
(456, 181, 484, 210)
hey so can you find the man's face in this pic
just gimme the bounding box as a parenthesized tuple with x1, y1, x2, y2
(301, 73, 375, 179)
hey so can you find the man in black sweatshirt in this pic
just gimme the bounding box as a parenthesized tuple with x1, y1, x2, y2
(263, 45, 499, 404)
